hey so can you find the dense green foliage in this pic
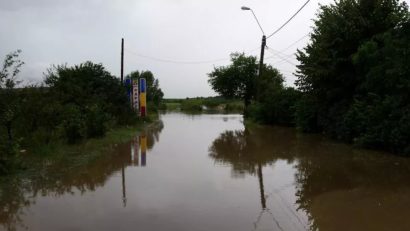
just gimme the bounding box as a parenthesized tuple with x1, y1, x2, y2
(249, 65, 301, 126)
(296, 0, 410, 154)
(249, 87, 301, 126)
(208, 0, 410, 155)
(42, 62, 134, 143)
(208, 53, 298, 124)
(0, 50, 24, 173)
(0, 52, 163, 174)
(40, 62, 133, 142)
(208, 53, 258, 108)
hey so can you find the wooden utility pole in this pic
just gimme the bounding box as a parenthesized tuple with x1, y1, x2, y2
(121, 38, 124, 84)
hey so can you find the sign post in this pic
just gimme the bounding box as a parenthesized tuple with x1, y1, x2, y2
(140, 134, 147, 166)
(139, 78, 147, 117)
(132, 80, 139, 111)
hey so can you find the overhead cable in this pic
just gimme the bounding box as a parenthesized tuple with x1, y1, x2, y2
(266, 0, 311, 39)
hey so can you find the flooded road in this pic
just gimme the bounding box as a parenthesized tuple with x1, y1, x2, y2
(1, 112, 410, 231)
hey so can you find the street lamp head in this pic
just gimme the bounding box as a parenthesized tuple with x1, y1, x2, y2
(241, 6, 251, 11)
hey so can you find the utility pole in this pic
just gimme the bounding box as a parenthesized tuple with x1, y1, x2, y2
(241, 6, 266, 101)
(258, 35, 266, 79)
(121, 165, 127, 207)
(121, 38, 124, 84)
(257, 163, 266, 209)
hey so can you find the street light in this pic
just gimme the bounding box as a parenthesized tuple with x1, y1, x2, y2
(241, 6, 266, 83)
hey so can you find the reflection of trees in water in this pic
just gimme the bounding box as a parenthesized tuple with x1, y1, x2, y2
(146, 121, 163, 150)
(210, 126, 410, 231)
(0, 121, 163, 231)
(209, 127, 297, 178)
(209, 127, 300, 229)
(293, 139, 410, 231)
(0, 177, 32, 231)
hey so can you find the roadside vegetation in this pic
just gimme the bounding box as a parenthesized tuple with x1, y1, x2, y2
(208, 0, 410, 155)
(0, 51, 163, 174)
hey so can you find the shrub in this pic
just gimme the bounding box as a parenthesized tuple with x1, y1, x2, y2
(180, 100, 203, 111)
(62, 104, 86, 143)
(85, 104, 109, 138)
(0, 138, 20, 174)
(248, 88, 300, 126)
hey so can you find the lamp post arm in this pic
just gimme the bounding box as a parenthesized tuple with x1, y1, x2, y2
(250, 9, 265, 35)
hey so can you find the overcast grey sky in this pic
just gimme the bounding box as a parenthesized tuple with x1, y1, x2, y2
(1, 0, 409, 98)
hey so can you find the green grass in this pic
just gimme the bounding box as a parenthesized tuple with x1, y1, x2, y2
(164, 102, 181, 110)
(163, 97, 244, 113)
(14, 114, 160, 177)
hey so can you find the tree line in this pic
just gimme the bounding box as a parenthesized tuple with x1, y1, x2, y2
(0, 52, 163, 174)
(208, 0, 410, 155)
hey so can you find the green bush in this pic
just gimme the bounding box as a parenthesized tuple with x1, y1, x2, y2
(0, 138, 20, 174)
(295, 95, 320, 132)
(225, 101, 244, 112)
(293, 0, 410, 154)
(85, 104, 109, 138)
(180, 100, 203, 111)
(248, 88, 300, 126)
(62, 104, 86, 144)
(341, 96, 410, 155)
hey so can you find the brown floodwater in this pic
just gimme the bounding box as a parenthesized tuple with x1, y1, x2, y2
(1, 112, 410, 231)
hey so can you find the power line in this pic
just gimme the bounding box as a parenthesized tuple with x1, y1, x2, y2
(269, 48, 297, 59)
(279, 33, 310, 52)
(266, 0, 311, 39)
(266, 47, 297, 66)
(264, 32, 312, 65)
(125, 49, 229, 64)
(124, 45, 262, 65)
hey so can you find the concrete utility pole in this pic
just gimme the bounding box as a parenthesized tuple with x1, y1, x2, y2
(121, 38, 124, 84)
(258, 35, 266, 79)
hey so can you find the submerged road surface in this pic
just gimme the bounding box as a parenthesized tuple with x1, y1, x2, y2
(1, 112, 410, 231)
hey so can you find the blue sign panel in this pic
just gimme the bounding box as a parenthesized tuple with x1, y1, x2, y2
(125, 78, 132, 100)
(139, 78, 146, 93)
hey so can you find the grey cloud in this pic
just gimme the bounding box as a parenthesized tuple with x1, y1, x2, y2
(2, 0, 407, 97)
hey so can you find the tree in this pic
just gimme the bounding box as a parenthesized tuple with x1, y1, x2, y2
(0, 50, 24, 142)
(209, 52, 293, 119)
(208, 53, 258, 109)
(0, 50, 24, 173)
(249, 65, 300, 125)
(44, 61, 132, 142)
(296, 0, 410, 153)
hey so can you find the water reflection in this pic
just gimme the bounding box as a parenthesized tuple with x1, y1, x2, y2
(209, 125, 410, 231)
(209, 128, 304, 230)
(0, 121, 163, 231)
(2, 113, 410, 231)
(121, 127, 162, 207)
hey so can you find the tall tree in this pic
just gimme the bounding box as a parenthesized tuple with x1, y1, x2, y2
(208, 53, 258, 109)
(0, 50, 24, 172)
(296, 0, 410, 153)
(0, 50, 24, 142)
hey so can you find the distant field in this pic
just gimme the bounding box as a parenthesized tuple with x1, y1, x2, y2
(163, 97, 243, 113)
(164, 102, 181, 110)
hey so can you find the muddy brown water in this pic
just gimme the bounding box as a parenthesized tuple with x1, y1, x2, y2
(1, 112, 410, 231)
